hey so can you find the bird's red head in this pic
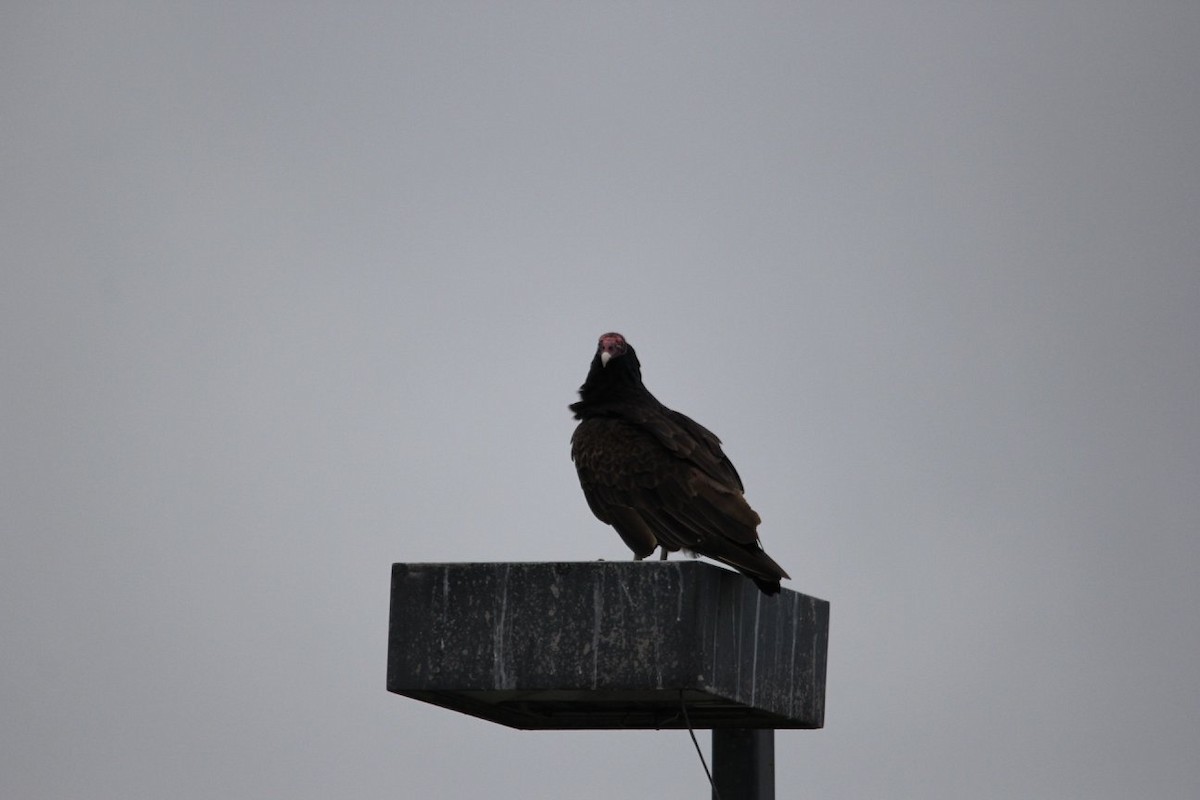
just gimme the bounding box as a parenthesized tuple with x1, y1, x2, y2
(597, 332, 628, 366)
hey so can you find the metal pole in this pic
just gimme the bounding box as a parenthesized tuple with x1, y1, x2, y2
(712, 728, 774, 800)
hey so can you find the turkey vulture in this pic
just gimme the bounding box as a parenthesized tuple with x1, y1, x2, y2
(569, 332, 790, 595)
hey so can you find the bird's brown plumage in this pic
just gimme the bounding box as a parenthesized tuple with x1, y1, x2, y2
(569, 332, 790, 595)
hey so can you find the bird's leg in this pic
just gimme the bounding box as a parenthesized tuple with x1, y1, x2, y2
(659, 547, 670, 561)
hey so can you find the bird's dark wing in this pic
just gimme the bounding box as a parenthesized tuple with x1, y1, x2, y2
(571, 416, 772, 558)
(622, 404, 746, 492)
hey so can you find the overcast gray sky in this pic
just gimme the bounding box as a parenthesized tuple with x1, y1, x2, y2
(4, 3, 1198, 798)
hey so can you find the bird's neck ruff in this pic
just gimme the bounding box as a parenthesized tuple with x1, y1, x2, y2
(570, 348, 658, 420)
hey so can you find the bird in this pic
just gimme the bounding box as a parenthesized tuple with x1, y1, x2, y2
(569, 332, 790, 595)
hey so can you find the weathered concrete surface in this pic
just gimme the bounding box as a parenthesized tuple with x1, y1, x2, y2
(387, 561, 828, 730)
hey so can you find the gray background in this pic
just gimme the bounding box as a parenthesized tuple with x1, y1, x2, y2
(4, 4, 1198, 798)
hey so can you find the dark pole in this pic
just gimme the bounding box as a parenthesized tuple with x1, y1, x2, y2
(712, 728, 774, 800)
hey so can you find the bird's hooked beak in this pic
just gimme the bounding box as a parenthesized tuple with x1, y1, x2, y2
(600, 351, 612, 367)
